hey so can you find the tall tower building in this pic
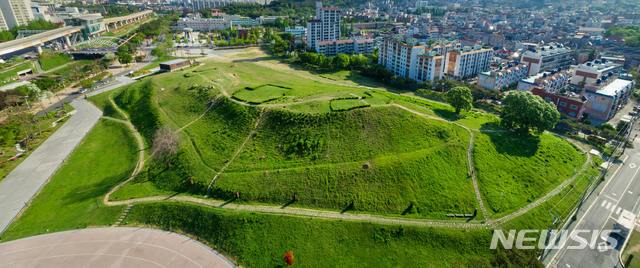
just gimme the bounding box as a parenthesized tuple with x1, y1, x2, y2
(306, 2, 341, 50)
(0, 8, 8, 31)
(0, 0, 35, 29)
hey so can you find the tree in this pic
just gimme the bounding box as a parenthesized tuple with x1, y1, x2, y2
(334, 54, 350, 69)
(501, 91, 560, 134)
(446, 86, 473, 114)
(151, 127, 180, 166)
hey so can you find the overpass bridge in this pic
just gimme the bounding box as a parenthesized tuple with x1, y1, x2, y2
(0, 26, 82, 57)
(104, 10, 153, 32)
(0, 10, 153, 58)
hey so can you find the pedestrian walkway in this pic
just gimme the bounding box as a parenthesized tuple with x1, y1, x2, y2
(0, 99, 102, 235)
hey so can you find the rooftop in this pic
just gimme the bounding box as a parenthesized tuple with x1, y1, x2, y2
(596, 78, 633, 97)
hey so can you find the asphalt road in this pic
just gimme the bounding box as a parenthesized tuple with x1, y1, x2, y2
(0, 227, 235, 268)
(0, 99, 102, 235)
(545, 125, 640, 267)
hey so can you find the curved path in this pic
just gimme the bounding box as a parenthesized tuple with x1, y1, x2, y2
(0, 227, 235, 268)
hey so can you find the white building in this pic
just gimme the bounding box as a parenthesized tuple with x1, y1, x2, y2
(517, 70, 571, 93)
(285, 26, 306, 38)
(478, 63, 529, 90)
(0, 0, 35, 30)
(520, 42, 573, 76)
(306, 2, 373, 55)
(445, 45, 493, 80)
(190, 0, 269, 10)
(176, 17, 229, 32)
(306, 2, 341, 51)
(378, 36, 491, 82)
(570, 58, 623, 86)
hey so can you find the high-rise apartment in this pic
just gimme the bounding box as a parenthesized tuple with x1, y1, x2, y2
(0, 0, 34, 30)
(306, 2, 341, 51)
(0, 8, 8, 31)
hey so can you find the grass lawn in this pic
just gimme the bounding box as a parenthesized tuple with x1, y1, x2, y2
(0, 119, 137, 241)
(330, 98, 370, 111)
(232, 85, 289, 104)
(38, 52, 72, 71)
(126, 202, 495, 267)
(474, 131, 587, 217)
(623, 230, 640, 268)
(0, 61, 34, 86)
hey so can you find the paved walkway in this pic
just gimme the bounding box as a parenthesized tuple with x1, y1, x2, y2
(0, 100, 102, 235)
(0, 227, 235, 268)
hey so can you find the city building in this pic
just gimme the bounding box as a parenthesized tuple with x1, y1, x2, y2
(378, 36, 491, 82)
(445, 45, 493, 80)
(285, 26, 306, 38)
(176, 17, 229, 31)
(0, 0, 35, 30)
(306, 2, 373, 55)
(517, 70, 571, 92)
(316, 38, 374, 56)
(520, 42, 573, 76)
(160, 59, 193, 72)
(0, 8, 8, 31)
(190, 0, 268, 10)
(478, 63, 529, 90)
(570, 58, 624, 86)
(306, 2, 340, 50)
(65, 13, 104, 39)
(531, 87, 587, 119)
(582, 78, 636, 121)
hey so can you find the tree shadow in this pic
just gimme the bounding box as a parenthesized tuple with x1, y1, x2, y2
(232, 56, 278, 63)
(341, 201, 355, 214)
(434, 108, 462, 121)
(218, 197, 236, 208)
(479, 123, 541, 157)
(401, 203, 415, 215)
(280, 199, 296, 209)
(62, 170, 130, 205)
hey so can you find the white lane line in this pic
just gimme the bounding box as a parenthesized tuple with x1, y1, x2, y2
(602, 200, 608, 207)
(629, 191, 633, 195)
(606, 202, 612, 210)
(604, 195, 619, 202)
(599, 157, 640, 232)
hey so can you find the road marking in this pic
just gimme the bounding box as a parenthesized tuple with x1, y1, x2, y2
(599, 157, 640, 232)
(602, 200, 608, 207)
(606, 202, 612, 210)
(631, 163, 637, 169)
(616, 207, 623, 214)
(629, 191, 634, 195)
(613, 192, 617, 196)
(548, 154, 630, 264)
(604, 195, 618, 202)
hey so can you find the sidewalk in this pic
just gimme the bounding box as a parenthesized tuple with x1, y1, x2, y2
(0, 99, 102, 235)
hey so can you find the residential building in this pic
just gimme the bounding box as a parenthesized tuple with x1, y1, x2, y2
(0, 8, 8, 31)
(582, 78, 636, 121)
(445, 45, 493, 80)
(190, 0, 268, 10)
(570, 58, 624, 86)
(316, 38, 374, 56)
(531, 87, 587, 119)
(176, 17, 229, 31)
(517, 70, 571, 92)
(478, 63, 529, 90)
(285, 26, 306, 38)
(306, 2, 373, 55)
(520, 42, 573, 76)
(0, 0, 35, 30)
(415, 51, 446, 82)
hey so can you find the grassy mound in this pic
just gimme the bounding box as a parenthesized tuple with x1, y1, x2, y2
(126, 202, 495, 267)
(474, 131, 586, 216)
(330, 98, 371, 111)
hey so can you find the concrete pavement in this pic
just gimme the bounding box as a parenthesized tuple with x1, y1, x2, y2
(0, 227, 235, 268)
(0, 99, 102, 235)
(545, 126, 640, 267)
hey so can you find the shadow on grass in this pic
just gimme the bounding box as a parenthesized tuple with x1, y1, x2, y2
(480, 123, 541, 157)
(62, 170, 130, 205)
(341, 201, 355, 214)
(232, 55, 278, 63)
(218, 197, 236, 208)
(280, 199, 296, 209)
(434, 108, 462, 121)
(401, 203, 415, 215)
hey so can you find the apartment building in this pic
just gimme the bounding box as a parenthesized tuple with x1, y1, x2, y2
(570, 58, 624, 86)
(317, 38, 374, 56)
(517, 70, 571, 93)
(0, 8, 8, 31)
(445, 45, 493, 80)
(0, 0, 35, 30)
(478, 63, 529, 90)
(378, 37, 491, 82)
(306, 2, 373, 55)
(531, 87, 587, 119)
(176, 17, 229, 31)
(520, 42, 573, 76)
(582, 78, 635, 121)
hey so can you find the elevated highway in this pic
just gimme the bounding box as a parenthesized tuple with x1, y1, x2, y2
(0, 10, 153, 58)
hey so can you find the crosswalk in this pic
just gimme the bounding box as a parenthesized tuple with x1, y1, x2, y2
(601, 199, 629, 216)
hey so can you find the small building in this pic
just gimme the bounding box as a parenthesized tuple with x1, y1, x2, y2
(517, 70, 571, 92)
(159, 59, 192, 72)
(583, 78, 636, 122)
(478, 63, 529, 90)
(531, 87, 587, 119)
